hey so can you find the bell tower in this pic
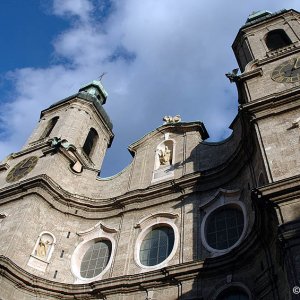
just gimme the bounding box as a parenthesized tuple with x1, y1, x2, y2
(233, 9, 300, 298)
(23, 80, 114, 171)
(233, 9, 300, 181)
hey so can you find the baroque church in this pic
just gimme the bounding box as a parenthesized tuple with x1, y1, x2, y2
(0, 8, 300, 300)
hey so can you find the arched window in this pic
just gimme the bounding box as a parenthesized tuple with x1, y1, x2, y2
(42, 116, 59, 138)
(83, 128, 98, 157)
(216, 286, 249, 300)
(265, 29, 292, 51)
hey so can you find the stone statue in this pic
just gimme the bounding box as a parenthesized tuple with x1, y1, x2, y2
(163, 115, 181, 124)
(36, 239, 50, 258)
(158, 146, 172, 166)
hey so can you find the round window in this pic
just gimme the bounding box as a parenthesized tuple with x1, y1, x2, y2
(205, 206, 244, 250)
(80, 240, 112, 278)
(139, 226, 175, 266)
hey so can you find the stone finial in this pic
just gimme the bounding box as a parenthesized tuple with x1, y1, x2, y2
(163, 115, 181, 124)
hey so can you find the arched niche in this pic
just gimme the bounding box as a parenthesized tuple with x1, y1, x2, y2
(152, 139, 175, 183)
(154, 140, 174, 170)
(27, 231, 56, 272)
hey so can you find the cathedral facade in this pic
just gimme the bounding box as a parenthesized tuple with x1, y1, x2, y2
(0, 9, 300, 300)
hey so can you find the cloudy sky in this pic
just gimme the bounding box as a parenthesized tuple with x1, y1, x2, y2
(0, 0, 299, 176)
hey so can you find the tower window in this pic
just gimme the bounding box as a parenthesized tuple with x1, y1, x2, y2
(42, 116, 59, 138)
(83, 128, 98, 157)
(265, 29, 292, 51)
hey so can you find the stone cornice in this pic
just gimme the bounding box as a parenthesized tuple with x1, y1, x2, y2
(240, 88, 300, 119)
(0, 138, 249, 217)
(128, 122, 209, 156)
(258, 174, 300, 205)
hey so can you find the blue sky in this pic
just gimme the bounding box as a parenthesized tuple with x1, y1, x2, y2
(0, 0, 300, 176)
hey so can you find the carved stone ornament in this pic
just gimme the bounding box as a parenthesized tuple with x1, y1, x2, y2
(48, 137, 75, 151)
(287, 117, 300, 130)
(163, 115, 181, 124)
(0, 213, 7, 223)
(77, 221, 118, 237)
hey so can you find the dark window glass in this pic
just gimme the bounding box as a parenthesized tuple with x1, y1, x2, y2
(83, 128, 98, 157)
(266, 29, 292, 51)
(206, 206, 244, 250)
(140, 226, 174, 266)
(216, 287, 249, 300)
(80, 240, 111, 278)
(43, 116, 59, 138)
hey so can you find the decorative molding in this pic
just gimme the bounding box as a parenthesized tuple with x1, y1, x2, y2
(239, 67, 263, 81)
(77, 221, 118, 236)
(0, 133, 251, 216)
(266, 41, 298, 58)
(0, 163, 9, 172)
(135, 212, 179, 229)
(199, 188, 241, 209)
(10, 141, 49, 158)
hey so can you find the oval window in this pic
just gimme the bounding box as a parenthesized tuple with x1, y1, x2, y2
(80, 240, 112, 278)
(139, 226, 175, 266)
(205, 206, 244, 250)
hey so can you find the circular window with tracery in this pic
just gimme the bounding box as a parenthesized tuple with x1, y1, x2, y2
(139, 225, 175, 267)
(80, 240, 112, 278)
(205, 205, 244, 250)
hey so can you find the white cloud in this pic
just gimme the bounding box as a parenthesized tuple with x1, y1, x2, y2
(52, 0, 93, 22)
(1, 0, 300, 175)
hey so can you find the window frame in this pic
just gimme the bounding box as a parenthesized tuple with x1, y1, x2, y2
(265, 29, 292, 51)
(71, 236, 115, 282)
(139, 225, 175, 267)
(71, 221, 117, 283)
(134, 218, 179, 271)
(79, 239, 112, 279)
(42, 116, 59, 139)
(201, 202, 247, 254)
(82, 128, 99, 158)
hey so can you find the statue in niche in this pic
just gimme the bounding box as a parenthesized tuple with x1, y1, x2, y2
(36, 238, 52, 258)
(158, 145, 172, 166)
